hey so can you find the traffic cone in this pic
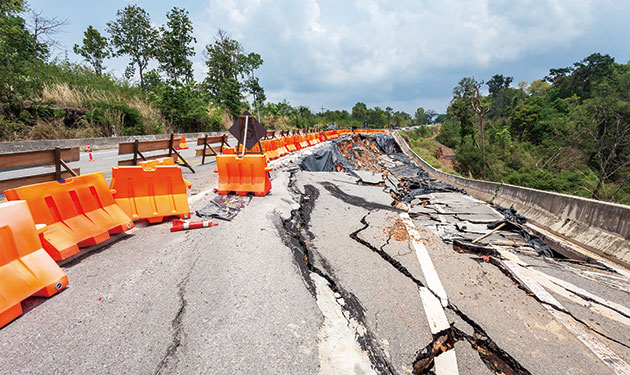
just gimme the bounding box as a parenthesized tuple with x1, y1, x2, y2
(170, 219, 218, 232)
(87, 143, 94, 162)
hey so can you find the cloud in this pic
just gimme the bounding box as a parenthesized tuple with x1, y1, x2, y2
(193, 0, 597, 112)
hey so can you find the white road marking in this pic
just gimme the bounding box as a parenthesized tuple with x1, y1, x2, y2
(400, 213, 459, 375)
(495, 247, 630, 375)
(400, 213, 449, 307)
(419, 287, 450, 334)
(435, 349, 459, 375)
(311, 273, 377, 375)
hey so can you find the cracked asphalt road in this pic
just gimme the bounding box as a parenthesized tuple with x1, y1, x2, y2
(1, 135, 629, 374)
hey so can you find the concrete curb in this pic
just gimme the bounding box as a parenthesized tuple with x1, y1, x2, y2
(392, 131, 630, 268)
(0, 131, 230, 153)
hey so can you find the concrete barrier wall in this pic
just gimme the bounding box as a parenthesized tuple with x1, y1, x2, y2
(393, 131, 630, 267)
(0, 132, 229, 153)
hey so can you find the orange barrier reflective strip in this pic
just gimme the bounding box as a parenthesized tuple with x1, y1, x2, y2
(0, 201, 68, 327)
(215, 155, 272, 197)
(4, 174, 134, 261)
(110, 166, 191, 224)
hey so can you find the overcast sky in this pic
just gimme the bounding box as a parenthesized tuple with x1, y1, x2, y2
(29, 0, 630, 114)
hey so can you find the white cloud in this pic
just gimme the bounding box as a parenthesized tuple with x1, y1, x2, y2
(192, 0, 597, 112)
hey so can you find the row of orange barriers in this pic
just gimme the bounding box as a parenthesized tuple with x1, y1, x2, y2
(1, 128, 386, 327)
(1, 159, 193, 327)
(258, 130, 353, 162)
(213, 129, 366, 196)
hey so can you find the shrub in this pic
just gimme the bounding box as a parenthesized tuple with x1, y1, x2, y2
(85, 100, 145, 136)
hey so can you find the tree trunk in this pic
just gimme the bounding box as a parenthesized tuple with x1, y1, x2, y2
(480, 113, 486, 179)
(33, 34, 38, 79)
(138, 64, 144, 93)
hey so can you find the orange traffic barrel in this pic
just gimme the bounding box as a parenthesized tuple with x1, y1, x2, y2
(214, 154, 272, 197)
(0, 201, 68, 328)
(4, 174, 134, 261)
(110, 166, 192, 224)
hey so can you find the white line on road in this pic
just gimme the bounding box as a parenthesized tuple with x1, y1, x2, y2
(400, 213, 449, 307)
(401, 213, 458, 375)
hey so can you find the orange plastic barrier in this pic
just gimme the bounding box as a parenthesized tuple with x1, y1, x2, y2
(276, 139, 290, 156)
(261, 140, 278, 161)
(0, 201, 68, 327)
(109, 166, 192, 224)
(4, 174, 134, 261)
(298, 135, 310, 149)
(285, 136, 298, 152)
(138, 157, 175, 169)
(214, 154, 272, 196)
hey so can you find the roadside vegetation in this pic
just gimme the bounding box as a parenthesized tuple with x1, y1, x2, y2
(1, 0, 436, 141)
(404, 53, 630, 204)
(0, 1, 258, 140)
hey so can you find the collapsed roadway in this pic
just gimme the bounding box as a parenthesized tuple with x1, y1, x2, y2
(1, 132, 629, 375)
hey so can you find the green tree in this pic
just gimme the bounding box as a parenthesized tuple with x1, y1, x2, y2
(487, 74, 513, 118)
(352, 102, 367, 122)
(203, 30, 263, 118)
(157, 7, 195, 84)
(527, 79, 550, 96)
(243, 52, 265, 115)
(425, 109, 438, 124)
(449, 77, 476, 141)
(509, 104, 539, 142)
(0, 0, 25, 14)
(414, 107, 426, 125)
(582, 96, 630, 199)
(107, 5, 157, 92)
(73, 26, 110, 76)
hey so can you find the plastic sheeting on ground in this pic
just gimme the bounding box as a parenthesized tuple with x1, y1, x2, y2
(195, 194, 252, 221)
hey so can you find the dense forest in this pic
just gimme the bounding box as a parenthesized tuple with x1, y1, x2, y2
(405, 53, 630, 204)
(0, 1, 429, 141)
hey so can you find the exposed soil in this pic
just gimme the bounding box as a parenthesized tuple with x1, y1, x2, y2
(427, 137, 455, 171)
(387, 218, 410, 242)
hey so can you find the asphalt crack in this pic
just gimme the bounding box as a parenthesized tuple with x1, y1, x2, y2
(453, 246, 630, 351)
(154, 255, 200, 375)
(350, 212, 531, 375)
(277, 172, 397, 375)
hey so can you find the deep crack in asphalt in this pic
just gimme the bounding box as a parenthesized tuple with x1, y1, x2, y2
(276, 171, 397, 374)
(350, 211, 531, 375)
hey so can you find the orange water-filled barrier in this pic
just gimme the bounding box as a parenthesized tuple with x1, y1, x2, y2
(4, 174, 134, 261)
(0, 201, 68, 327)
(214, 154, 272, 197)
(110, 166, 192, 224)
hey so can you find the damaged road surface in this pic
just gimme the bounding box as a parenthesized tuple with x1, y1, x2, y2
(284, 134, 630, 375)
(1, 134, 629, 375)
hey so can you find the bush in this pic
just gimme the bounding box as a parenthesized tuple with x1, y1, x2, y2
(85, 100, 145, 136)
(151, 84, 215, 133)
(454, 136, 484, 176)
(436, 120, 460, 149)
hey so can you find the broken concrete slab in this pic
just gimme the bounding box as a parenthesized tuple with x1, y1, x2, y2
(355, 170, 384, 185)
